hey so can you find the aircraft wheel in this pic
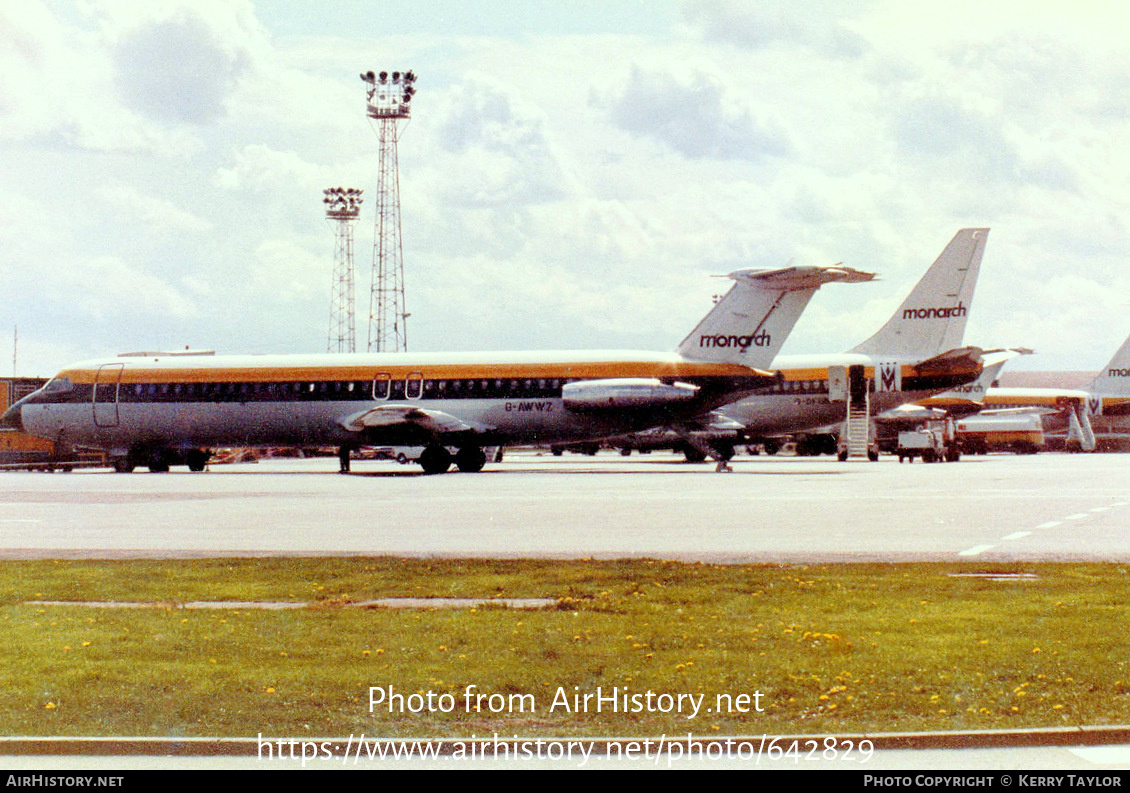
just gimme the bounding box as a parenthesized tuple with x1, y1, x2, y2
(712, 443, 735, 461)
(112, 458, 135, 474)
(187, 449, 210, 472)
(419, 445, 452, 475)
(681, 444, 706, 463)
(455, 446, 487, 473)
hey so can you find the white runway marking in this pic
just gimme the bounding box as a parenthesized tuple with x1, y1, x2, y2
(958, 545, 995, 556)
(960, 500, 1127, 558)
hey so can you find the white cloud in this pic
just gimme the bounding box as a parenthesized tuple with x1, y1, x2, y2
(108, 5, 262, 126)
(95, 184, 213, 233)
(597, 65, 788, 161)
(214, 143, 323, 193)
(41, 254, 199, 321)
(682, 0, 870, 57)
(6, 0, 1130, 376)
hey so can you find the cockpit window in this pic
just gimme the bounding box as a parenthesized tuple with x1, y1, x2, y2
(43, 377, 74, 394)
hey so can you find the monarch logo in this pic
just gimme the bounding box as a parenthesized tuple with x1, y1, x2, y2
(1088, 395, 1103, 416)
(877, 361, 901, 392)
(1108, 368, 1130, 377)
(699, 330, 772, 351)
(903, 301, 967, 320)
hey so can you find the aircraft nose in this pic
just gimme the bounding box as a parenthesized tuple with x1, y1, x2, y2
(1, 402, 23, 431)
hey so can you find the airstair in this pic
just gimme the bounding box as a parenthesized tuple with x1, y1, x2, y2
(840, 387, 872, 459)
(1065, 403, 1096, 451)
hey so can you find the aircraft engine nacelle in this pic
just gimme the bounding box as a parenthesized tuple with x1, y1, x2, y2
(562, 379, 700, 411)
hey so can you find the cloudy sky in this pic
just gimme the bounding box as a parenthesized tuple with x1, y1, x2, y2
(3, 0, 1129, 377)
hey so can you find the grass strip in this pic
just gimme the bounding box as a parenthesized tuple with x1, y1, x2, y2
(2, 558, 1128, 738)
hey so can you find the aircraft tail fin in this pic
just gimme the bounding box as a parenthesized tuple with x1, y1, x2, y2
(1087, 332, 1130, 396)
(850, 228, 988, 358)
(678, 265, 875, 368)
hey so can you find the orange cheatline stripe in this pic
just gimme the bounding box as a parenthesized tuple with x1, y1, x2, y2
(60, 359, 974, 386)
(61, 360, 776, 385)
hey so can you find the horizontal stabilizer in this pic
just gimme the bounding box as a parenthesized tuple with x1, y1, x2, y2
(915, 346, 984, 377)
(726, 265, 876, 290)
(915, 354, 1008, 411)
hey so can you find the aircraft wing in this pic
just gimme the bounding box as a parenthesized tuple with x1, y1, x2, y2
(671, 412, 747, 433)
(338, 404, 485, 440)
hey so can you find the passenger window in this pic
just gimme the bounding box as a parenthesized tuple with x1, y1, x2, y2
(406, 373, 423, 400)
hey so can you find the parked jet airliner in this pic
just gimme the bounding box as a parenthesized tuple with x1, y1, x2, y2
(2, 265, 873, 473)
(968, 332, 1130, 451)
(661, 229, 989, 458)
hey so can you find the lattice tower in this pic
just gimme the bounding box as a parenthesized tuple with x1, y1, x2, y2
(361, 69, 416, 352)
(323, 187, 363, 353)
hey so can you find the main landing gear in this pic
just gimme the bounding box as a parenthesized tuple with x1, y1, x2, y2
(418, 445, 489, 475)
(111, 447, 210, 473)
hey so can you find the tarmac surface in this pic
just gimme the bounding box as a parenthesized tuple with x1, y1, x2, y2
(1, 449, 1128, 562)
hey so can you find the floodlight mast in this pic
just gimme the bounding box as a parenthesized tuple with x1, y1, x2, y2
(324, 187, 363, 354)
(360, 69, 416, 352)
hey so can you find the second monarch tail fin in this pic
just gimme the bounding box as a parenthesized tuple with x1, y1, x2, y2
(1087, 332, 1130, 396)
(850, 228, 988, 358)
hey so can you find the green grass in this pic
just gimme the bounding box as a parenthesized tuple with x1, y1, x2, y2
(2, 558, 1128, 737)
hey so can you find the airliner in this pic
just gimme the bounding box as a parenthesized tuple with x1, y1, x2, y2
(2, 265, 873, 473)
(970, 332, 1130, 451)
(680, 229, 990, 458)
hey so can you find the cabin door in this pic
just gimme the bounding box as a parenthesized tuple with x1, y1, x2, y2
(93, 363, 124, 427)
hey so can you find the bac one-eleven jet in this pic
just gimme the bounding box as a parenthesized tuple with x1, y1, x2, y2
(3, 265, 873, 474)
